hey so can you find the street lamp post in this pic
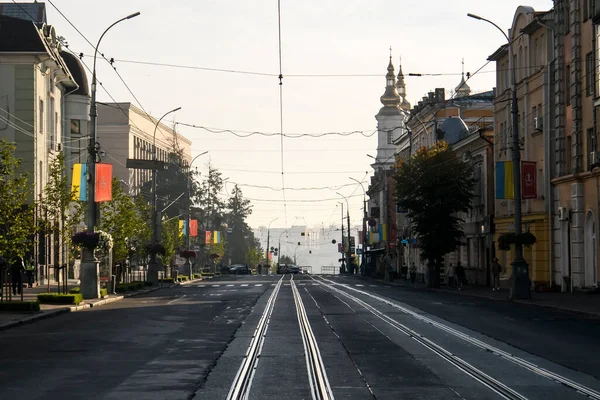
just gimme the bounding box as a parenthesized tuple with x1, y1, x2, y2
(265, 218, 279, 273)
(350, 177, 367, 274)
(82, 11, 140, 300)
(468, 13, 529, 299)
(184, 151, 208, 279)
(336, 192, 351, 274)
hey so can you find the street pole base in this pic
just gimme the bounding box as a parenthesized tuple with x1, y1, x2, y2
(147, 261, 161, 284)
(81, 260, 100, 300)
(509, 259, 531, 300)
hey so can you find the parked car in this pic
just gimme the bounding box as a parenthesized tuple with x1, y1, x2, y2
(276, 264, 288, 274)
(229, 264, 250, 275)
(287, 265, 300, 274)
(219, 264, 231, 274)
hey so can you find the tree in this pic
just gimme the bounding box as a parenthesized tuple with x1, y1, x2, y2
(224, 184, 254, 264)
(41, 151, 83, 269)
(395, 141, 474, 288)
(99, 178, 150, 278)
(193, 161, 225, 231)
(278, 255, 294, 265)
(161, 217, 183, 273)
(0, 140, 35, 261)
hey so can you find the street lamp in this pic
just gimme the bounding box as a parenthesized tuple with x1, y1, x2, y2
(265, 217, 279, 272)
(151, 106, 182, 246)
(467, 12, 529, 299)
(82, 11, 140, 300)
(350, 177, 367, 274)
(336, 192, 351, 274)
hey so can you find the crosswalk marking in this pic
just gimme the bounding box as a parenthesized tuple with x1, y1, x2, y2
(227, 284, 234, 287)
(212, 284, 220, 287)
(241, 284, 249, 287)
(356, 284, 364, 287)
(197, 285, 206, 288)
(255, 284, 263, 287)
(194, 281, 377, 289)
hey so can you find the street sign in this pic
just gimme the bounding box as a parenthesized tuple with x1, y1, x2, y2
(126, 158, 166, 170)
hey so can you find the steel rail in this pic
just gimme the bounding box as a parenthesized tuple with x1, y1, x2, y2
(226, 276, 284, 399)
(291, 276, 335, 400)
(315, 276, 600, 400)
(314, 277, 527, 400)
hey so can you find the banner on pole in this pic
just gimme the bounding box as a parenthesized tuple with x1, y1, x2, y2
(521, 161, 537, 199)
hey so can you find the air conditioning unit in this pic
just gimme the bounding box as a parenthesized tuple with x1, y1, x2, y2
(558, 206, 569, 221)
(534, 117, 543, 131)
(590, 151, 600, 166)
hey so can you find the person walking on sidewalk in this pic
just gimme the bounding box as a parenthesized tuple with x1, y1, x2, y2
(409, 263, 417, 284)
(455, 261, 466, 290)
(491, 258, 502, 291)
(10, 256, 24, 296)
(446, 263, 455, 287)
(25, 259, 35, 288)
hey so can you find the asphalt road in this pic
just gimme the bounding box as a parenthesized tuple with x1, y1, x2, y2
(1, 273, 599, 400)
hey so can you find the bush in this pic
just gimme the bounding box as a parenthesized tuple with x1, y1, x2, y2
(100, 288, 108, 298)
(0, 301, 40, 312)
(37, 293, 83, 305)
(193, 274, 202, 279)
(177, 276, 189, 282)
(115, 282, 146, 293)
(69, 287, 81, 294)
(158, 278, 175, 284)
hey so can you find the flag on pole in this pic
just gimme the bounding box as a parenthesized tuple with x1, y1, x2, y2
(178, 220, 188, 236)
(71, 163, 87, 201)
(495, 161, 514, 199)
(95, 164, 113, 202)
(213, 231, 221, 244)
(190, 220, 198, 237)
(205, 231, 212, 244)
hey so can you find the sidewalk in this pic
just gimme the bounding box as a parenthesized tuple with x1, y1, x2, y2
(354, 275, 600, 318)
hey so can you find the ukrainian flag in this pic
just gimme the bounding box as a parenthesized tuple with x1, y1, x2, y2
(71, 163, 87, 201)
(495, 161, 514, 199)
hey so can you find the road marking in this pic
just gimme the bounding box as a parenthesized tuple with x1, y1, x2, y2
(167, 294, 186, 305)
(255, 284, 263, 287)
(356, 284, 364, 287)
(197, 285, 206, 288)
(241, 284, 249, 287)
(227, 284, 234, 287)
(312, 283, 320, 286)
(370, 285, 377, 287)
(271, 283, 276, 286)
(212, 284, 221, 287)
(298, 283, 305, 286)
(284, 283, 291, 286)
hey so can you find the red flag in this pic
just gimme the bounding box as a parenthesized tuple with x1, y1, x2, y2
(95, 164, 113, 202)
(190, 220, 198, 237)
(268, 251, 273, 260)
(205, 231, 212, 244)
(521, 161, 537, 199)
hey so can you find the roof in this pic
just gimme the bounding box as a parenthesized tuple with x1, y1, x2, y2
(0, 2, 46, 24)
(60, 50, 90, 96)
(0, 14, 46, 52)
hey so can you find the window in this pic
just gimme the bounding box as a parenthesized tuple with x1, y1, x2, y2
(70, 120, 80, 135)
(586, 52, 594, 97)
(531, 106, 537, 132)
(387, 130, 393, 144)
(38, 99, 44, 134)
(588, 128, 596, 168)
(49, 98, 55, 149)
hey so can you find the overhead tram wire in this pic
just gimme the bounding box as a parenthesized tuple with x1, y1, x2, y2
(47, 0, 174, 143)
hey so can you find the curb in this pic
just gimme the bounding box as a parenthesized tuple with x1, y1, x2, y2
(0, 308, 69, 331)
(178, 279, 203, 286)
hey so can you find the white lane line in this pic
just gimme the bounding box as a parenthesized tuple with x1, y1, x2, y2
(356, 284, 364, 287)
(271, 283, 277, 286)
(212, 284, 221, 287)
(255, 284, 263, 287)
(227, 284, 235, 287)
(167, 294, 186, 305)
(241, 284, 249, 287)
(312, 283, 320, 286)
(197, 285, 206, 288)
(298, 283, 306, 286)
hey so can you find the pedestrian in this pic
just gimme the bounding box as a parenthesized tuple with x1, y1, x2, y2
(401, 263, 408, 282)
(409, 263, 417, 284)
(491, 258, 502, 291)
(10, 256, 25, 296)
(25, 259, 35, 288)
(455, 261, 466, 290)
(446, 263, 455, 287)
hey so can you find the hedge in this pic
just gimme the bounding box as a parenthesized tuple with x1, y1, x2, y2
(115, 282, 146, 293)
(193, 274, 202, 279)
(0, 301, 41, 312)
(37, 293, 83, 305)
(69, 287, 81, 294)
(177, 276, 189, 282)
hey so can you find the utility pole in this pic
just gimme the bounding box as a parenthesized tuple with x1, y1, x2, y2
(339, 201, 344, 273)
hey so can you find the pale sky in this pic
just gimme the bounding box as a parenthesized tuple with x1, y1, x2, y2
(46, 0, 552, 230)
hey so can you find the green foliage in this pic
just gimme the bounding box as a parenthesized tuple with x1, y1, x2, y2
(177, 276, 189, 282)
(193, 162, 226, 231)
(100, 288, 108, 298)
(41, 151, 83, 265)
(115, 282, 146, 293)
(161, 217, 183, 265)
(395, 142, 475, 286)
(497, 232, 537, 250)
(193, 273, 202, 279)
(245, 246, 261, 269)
(99, 178, 150, 268)
(0, 301, 40, 312)
(278, 255, 294, 265)
(0, 140, 35, 260)
(224, 184, 256, 264)
(69, 287, 81, 294)
(37, 293, 83, 305)
(158, 277, 175, 284)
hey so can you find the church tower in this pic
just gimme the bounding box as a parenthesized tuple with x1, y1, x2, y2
(373, 52, 407, 170)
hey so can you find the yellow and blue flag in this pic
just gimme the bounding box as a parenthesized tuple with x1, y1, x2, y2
(495, 161, 514, 199)
(71, 163, 87, 201)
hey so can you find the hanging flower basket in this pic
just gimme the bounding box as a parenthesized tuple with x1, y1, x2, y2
(72, 231, 99, 249)
(497, 232, 537, 251)
(209, 253, 221, 259)
(145, 241, 166, 256)
(96, 230, 114, 254)
(180, 250, 197, 259)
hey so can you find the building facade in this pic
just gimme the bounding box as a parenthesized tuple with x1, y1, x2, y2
(96, 102, 192, 196)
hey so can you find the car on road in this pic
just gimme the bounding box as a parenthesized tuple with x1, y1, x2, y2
(287, 264, 300, 274)
(276, 264, 300, 274)
(229, 264, 250, 275)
